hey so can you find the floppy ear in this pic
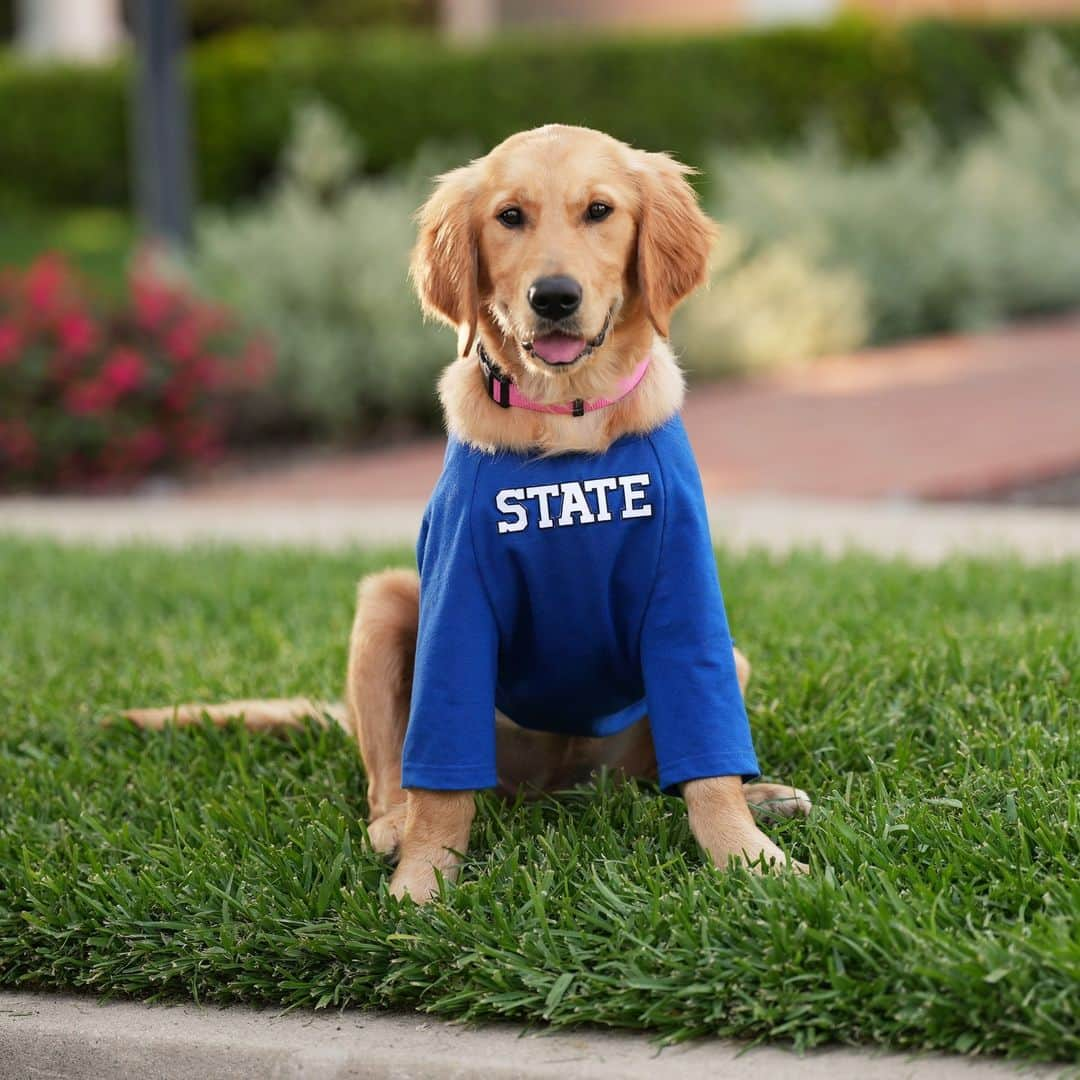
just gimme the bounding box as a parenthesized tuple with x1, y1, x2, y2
(634, 152, 717, 338)
(410, 164, 480, 357)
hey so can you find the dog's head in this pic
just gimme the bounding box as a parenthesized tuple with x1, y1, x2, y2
(410, 125, 715, 379)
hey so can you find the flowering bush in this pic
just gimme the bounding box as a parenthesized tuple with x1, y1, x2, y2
(0, 254, 272, 491)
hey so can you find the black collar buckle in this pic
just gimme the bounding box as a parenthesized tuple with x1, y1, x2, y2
(477, 342, 512, 408)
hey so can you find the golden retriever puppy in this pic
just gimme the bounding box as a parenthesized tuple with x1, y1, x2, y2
(126, 126, 811, 903)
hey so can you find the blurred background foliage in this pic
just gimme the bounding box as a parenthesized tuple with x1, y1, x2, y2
(2, 17, 1080, 209)
(187, 104, 457, 438)
(682, 36, 1080, 374)
(173, 36, 1080, 432)
(180, 0, 435, 38)
(2, 6, 1080, 449)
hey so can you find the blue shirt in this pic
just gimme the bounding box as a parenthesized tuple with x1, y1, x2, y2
(401, 415, 760, 793)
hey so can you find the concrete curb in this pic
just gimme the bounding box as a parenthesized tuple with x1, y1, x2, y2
(0, 992, 1062, 1080)
(2, 494, 1079, 563)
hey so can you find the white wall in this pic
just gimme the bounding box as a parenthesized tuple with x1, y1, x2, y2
(16, 0, 125, 63)
(441, 0, 499, 40)
(742, 0, 839, 23)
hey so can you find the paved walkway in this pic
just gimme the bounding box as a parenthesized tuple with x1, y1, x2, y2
(0, 992, 1061, 1080)
(3, 493, 1080, 563)
(186, 316, 1080, 504)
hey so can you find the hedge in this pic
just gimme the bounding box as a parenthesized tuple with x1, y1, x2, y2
(183, 0, 432, 39)
(2, 17, 1080, 210)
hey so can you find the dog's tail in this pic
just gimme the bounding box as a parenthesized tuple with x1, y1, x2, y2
(120, 698, 352, 735)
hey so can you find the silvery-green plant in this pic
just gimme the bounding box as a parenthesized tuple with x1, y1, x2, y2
(679, 34, 1080, 371)
(945, 35, 1080, 323)
(678, 228, 868, 376)
(192, 102, 458, 437)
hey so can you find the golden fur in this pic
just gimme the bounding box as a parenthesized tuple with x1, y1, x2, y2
(125, 126, 810, 902)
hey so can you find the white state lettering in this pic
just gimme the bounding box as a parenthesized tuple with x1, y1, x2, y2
(494, 473, 654, 533)
(582, 476, 618, 522)
(525, 484, 561, 529)
(558, 481, 596, 526)
(495, 487, 528, 534)
(619, 473, 653, 518)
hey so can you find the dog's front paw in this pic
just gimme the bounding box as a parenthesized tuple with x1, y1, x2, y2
(389, 859, 441, 903)
(684, 776, 809, 876)
(707, 827, 807, 875)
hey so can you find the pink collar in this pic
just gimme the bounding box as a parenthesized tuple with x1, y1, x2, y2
(478, 343, 651, 418)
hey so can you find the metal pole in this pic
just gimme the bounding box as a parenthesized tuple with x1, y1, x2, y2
(131, 0, 193, 249)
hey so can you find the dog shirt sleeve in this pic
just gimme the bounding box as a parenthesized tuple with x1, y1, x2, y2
(401, 449, 500, 791)
(640, 423, 760, 793)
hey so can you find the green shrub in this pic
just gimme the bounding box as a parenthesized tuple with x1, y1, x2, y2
(679, 35, 1080, 372)
(947, 35, 1080, 322)
(188, 101, 452, 437)
(3, 18, 1080, 210)
(904, 17, 1080, 142)
(184, 0, 432, 40)
(0, 57, 128, 208)
(703, 123, 970, 344)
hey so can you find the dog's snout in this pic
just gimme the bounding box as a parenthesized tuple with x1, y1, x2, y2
(527, 276, 582, 321)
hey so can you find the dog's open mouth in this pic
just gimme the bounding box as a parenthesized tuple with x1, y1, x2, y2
(523, 312, 612, 367)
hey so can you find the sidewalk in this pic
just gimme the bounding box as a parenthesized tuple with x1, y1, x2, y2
(0, 992, 1061, 1080)
(3, 493, 1080, 563)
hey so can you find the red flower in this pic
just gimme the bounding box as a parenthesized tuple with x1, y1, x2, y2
(25, 255, 68, 315)
(64, 378, 117, 416)
(132, 276, 173, 331)
(57, 311, 98, 358)
(101, 347, 146, 395)
(165, 317, 201, 363)
(0, 322, 21, 366)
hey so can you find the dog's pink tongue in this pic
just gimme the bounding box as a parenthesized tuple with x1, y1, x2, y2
(531, 333, 585, 365)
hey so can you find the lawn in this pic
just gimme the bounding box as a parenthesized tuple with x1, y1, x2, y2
(0, 538, 1076, 1062)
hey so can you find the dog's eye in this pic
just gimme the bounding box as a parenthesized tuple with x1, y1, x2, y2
(497, 207, 524, 228)
(587, 202, 613, 222)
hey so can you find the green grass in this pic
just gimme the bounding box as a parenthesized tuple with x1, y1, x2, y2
(0, 538, 1076, 1061)
(0, 208, 133, 296)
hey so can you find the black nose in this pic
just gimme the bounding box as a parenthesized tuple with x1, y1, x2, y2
(527, 275, 582, 321)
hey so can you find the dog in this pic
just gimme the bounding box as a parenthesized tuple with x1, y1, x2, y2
(126, 125, 811, 903)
